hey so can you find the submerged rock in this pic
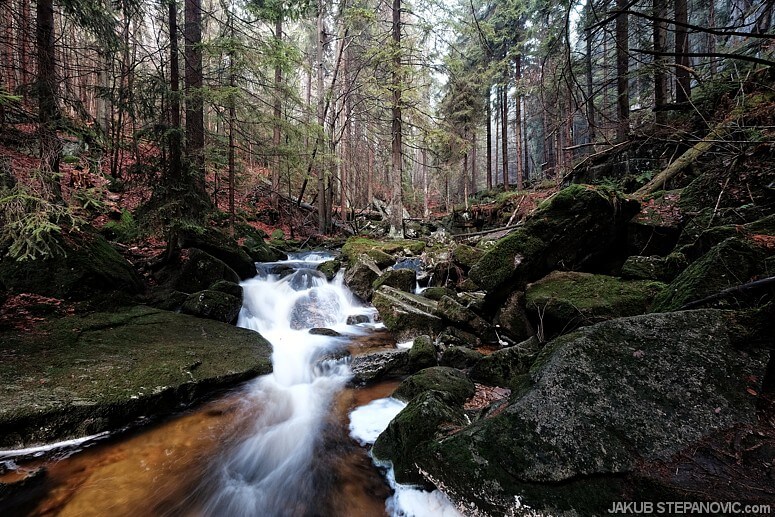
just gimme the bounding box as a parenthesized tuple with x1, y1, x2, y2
(289, 290, 342, 330)
(418, 310, 766, 515)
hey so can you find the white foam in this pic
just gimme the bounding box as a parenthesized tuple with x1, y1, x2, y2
(0, 431, 110, 460)
(348, 397, 407, 445)
(396, 340, 414, 350)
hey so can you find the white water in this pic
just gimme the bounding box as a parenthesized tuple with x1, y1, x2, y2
(204, 252, 367, 516)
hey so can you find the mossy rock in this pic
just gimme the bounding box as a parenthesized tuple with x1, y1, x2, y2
(451, 244, 484, 270)
(0, 231, 143, 301)
(406, 335, 437, 371)
(439, 346, 483, 370)
(144, 287, 189, 312)
(372, 391, 467, 486)
(421, 286, 456, 301)
(678, 213, 775, 262)
(209, 280, 243, 301)
(435, 326, 481, 348)
(181, 290, 242, 324)
(371, 286, 444, 342)
(341, 237, 425, 267)
(169, 248, 240, 294)
(393, 366, 475, 406)
(372, 268, 415, 293)
(0, 306, 272, 447)
(493, 291, 535, 343)
(434, 295, 494, 341)
(419, 310, 767, 515)
(179, 227, 256, 280)
(316, 259, 341, 281)
(653, 237, 769, 312)
(620, 254, 686, 282)
(243, 235, 286, 263)
(525, 271, 666, 339)
(469, 185, 640, 304)
(470, 336, 541, 388)
(343, 255, 382, 301)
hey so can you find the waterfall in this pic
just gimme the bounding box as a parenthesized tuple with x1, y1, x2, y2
(202, 252, 373, 516)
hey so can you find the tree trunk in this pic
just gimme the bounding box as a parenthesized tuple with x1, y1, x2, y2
(486, 87, 492, 189)
(184, 0, 205, 190)
(653, 0, 668, 123)
(168, 0, 182, 184)
(674, 0, 691, 103)
(272, 14, 283, 210)
(228, 9, 236, 233)
(471, 130, 477, 195)
(389, 0, 403, 237)
(36, 0, 62, 200)
(422, 145, 429, 220)
(615, 0, 629, 142)
(500, 86, 509, 190)
(585, 3, 596, 142)
(316, 0, 326, 234)
(514, 55, 523, 190)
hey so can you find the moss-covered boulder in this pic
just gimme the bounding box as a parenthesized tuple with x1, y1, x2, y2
(620, 254, 686, 282)
(0, 231, 143, 301)
(341, 237, 424, 268)
(493, 291, 535, 343)
(181, 289, 242, 324)
(421, 286, 456, 301)
(179, 227, 257, 279)
(653, 237, 769, 312)
(469, 185, 640, 303)
(372, 268, 416, 293)
(372, 391, 467, 485)
(436, 326, 481, 348)
(0, 306, 272, 447)
(452, 244, 484, 270)
(171, 248, 240, 294)
(435, 295, 494, 341)
(371, 286, 444, 342)
(525, 271, 666, 339)
(439, 346, 483, 370)
(243, 235, 286, 263)
(316, 259, 341, 281)
(418, 310, 766, 515)
(406, 335, 437, 371)
(470, 336, 541, 388)
(343, 255, 382, 301)
(209, 280, 243, 301)
(393, 366, 475, 405)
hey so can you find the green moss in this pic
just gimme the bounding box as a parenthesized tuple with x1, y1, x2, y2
(406, 335, 437, 371)
(316, 259, 341, 281)
(372, 268, 415, 293)
(341, 237, 425, 266)
(452, 245, 484, 269)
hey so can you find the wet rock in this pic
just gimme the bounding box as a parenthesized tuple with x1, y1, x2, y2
(179, 227, 257, 280)
(317, 259, 341, 281)
(242, 235, 286, 263)
(0, 231, 143, 301)
(350, 349, 409, 384)
(470, 336, 541, 388)
(469, 185, 639, 304)
(372, 268, 416, 293)
(341, 237, 425, 267)
(653, 237, 769, 312)
(344, 255, 382, 302)
(289, 290, 341, 330)
(421, 287, 456, 301)
(493, 291, 535, 343)
(372, 391, 467, 486)
(419, 310, 766, 516)
(287, 268, 326, 290)
(309, 327, 341, 337)
(407, 335, 437, 371)
(0, 306, 272, 448)
(346, 314, 370, 325)
(371, 286, 444, 342)
(439, 346, 483, 370)
(525, 271, 666, 339)
(209, 280, 243, 301)
(182, 290, 242, 324)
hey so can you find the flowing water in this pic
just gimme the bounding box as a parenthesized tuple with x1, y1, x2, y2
(0, 252, 460, 516)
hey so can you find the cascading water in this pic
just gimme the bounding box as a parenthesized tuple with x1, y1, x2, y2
(201, 252, 376, 516)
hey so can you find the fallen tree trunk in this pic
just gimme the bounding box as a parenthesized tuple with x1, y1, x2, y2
(634, 118, 732, 198)
(679, 276, 775, 310)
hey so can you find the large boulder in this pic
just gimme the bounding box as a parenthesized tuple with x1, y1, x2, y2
(417, 310, 766, 515)
(525, 271, 666, 339)
(0, 306, 272, 447)
(620, 253, 686, 283)
(350, 349, 409, 384)
(493, 291, 535, 343)
(406, 334, 437, 371)
(371, 286, 445, 342)
(439, 346, 483, 370)
(435, 295, 495, 342)
(469, 336, 541, 388)
(469, 185, 640, 303)
(181, 289, 242, 324)
(392, 366, 475, 406)
(653, 237, 769, 312)
(179, 227, 257, 279)
(372, 391, 467, 486)
(372, 268, 416, 293)
(172, 248, 240, 293)
(0, 231, 143, 301)
(344, 255, 382, 301)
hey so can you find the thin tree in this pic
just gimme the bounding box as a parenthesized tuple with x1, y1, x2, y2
(184, 0, 205, 191)
(389, 0, 404, 236)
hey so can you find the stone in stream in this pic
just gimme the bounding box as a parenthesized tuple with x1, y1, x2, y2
(392, 366, 475, 406)
(181, 289, 242, 324)
(406, 335, 437, 371)
(349, 349, 409, 384)
(289, 290, 342, 330)
(343, 255, 382, 302)
(415, 310, 767, 516)
(371, 286, 444, 342)
(372, 268, 416, 293)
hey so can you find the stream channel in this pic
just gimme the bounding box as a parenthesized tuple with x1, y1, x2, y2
(0, 252, 461, 517)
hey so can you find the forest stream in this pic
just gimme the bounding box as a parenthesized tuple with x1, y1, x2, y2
(0, 253, 460, 517)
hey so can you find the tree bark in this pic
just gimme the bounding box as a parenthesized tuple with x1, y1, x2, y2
(184, 0, 205, 190)
(316, 0, 326, 234)
(486, 86, 492, 189)
(674, 0, 691, 103)
(653, 0, 668, 123)
(500, 86, 508, 190)
(389, 0, 404, 237)
(168, 0, 182, 184)
(514, 55, 523, 190)
(36, 0, 62, 200)
(615, 0, 629, 142)
(272, 14, 283, 210)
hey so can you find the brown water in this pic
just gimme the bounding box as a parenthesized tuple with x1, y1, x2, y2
(0, 380, 400, 517)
